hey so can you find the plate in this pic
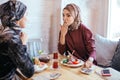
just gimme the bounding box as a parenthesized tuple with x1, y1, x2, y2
(61, 59, 84, 68)
(34, 64, 48, 72)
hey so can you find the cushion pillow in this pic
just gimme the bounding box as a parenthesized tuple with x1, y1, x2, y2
(111, 39, 120, 71)
(94, 34, 118, 67)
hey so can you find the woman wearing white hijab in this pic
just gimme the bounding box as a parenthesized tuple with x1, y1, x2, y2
(58, 3, 97, 68)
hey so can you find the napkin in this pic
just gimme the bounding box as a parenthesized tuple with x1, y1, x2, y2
(80, 65, 95, 74)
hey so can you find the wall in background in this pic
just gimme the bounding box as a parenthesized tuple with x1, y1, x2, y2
(23, 0, 61, 53)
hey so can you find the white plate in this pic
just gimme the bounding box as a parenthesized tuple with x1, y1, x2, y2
(34, 64, 48, 72)
(61, 59, 84, 68)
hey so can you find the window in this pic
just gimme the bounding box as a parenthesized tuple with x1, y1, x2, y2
(108, 0, 120, 40)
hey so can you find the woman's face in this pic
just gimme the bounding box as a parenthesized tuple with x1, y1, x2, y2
(17, 12, 27, 28)
(19, 15, 27, 28)
(63, 9, 74, 26)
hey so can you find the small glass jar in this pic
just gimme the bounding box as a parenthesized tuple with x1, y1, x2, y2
(53, 59, 59, 69)
(52, 52, 59, 69)
(53, 52, 58, 59)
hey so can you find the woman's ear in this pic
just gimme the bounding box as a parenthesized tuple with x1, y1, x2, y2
(16, 20, 19, 25)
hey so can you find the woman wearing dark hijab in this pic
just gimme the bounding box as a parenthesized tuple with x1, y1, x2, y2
(58, 3, 97, 68)
(0, 0, 34, 80)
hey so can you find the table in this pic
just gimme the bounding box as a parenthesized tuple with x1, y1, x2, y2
(27, 54, 120, 80)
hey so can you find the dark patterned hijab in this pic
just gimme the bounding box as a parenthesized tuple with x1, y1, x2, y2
(0, 0, 27, 28)
(0, 0, 27, 43)
(64, 3, 81, 31)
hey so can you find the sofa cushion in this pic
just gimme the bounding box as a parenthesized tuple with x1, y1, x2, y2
(111, 39, 120, 71)
(94, 34, 118, 67)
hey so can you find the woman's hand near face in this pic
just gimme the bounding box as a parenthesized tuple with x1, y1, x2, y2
(20, 32, 28, 45)
(59, 23, 69, 45)
(61, 22, 69, 36)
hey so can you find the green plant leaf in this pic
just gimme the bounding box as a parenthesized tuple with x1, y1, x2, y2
(38, 50, 44, 54)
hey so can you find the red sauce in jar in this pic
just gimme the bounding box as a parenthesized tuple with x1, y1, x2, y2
(53, 61, 58, 69)
(53, 53, 58, 59)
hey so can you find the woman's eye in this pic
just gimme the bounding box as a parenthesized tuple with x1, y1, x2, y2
(67, 14, 71, 17)
(62, 14, 71, 18)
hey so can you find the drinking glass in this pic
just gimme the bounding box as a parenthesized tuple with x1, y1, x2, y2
(51, 52, 59, 70)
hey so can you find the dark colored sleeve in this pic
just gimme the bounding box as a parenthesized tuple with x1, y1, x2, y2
(8, 40, 34, 78)
(83, 26, 96, 60)
(58, 42, 66, 55)
(57, 32, 66, 55)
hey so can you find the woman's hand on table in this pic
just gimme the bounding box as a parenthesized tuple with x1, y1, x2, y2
(84, 60, 93, 68)
(84, 57, 94, 68)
